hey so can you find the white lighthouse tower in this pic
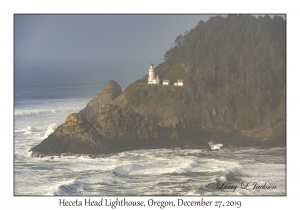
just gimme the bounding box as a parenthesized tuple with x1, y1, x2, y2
(148, 63, 160, 84)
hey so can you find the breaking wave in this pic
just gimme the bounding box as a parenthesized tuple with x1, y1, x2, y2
(43, 123, 57, 138)
(15, 107, 81, 116)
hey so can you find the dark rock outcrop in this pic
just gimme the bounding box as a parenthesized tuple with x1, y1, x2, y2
(112, 83, 286, 148)
(90, 104, 178, 142)
(30, 113, 108, 156)
(30, 101, 181, 157)
(79, 80, 122, 121)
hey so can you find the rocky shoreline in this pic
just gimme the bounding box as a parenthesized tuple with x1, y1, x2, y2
(30, 141, 285, 159)
(30, 125, 285, 158)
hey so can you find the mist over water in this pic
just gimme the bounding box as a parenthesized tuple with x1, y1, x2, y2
(15, 58, 147, 101)
(14, 63, 286, 196)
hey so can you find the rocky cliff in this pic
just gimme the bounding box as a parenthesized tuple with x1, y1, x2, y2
(30, 81, 185, 157)
(79, 80, 122, 121)
(112, 82, 285, 148)
(30, 113, 108, 157)
(90, 104, 178, 142)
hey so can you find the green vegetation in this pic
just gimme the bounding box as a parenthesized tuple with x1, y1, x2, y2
(158, 63, 184, 85)
(119, 15, 286, 139)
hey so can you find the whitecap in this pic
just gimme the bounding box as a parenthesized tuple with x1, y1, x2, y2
(217, 176, 227, 182)
(208, 141, 223, 150)
(50, 179, 79, 195)
(43, 123, 57, 138)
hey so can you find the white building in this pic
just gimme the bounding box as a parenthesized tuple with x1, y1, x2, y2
(163, 80, 170, 85)
(178, 80, 183, 86)
(174, 83, 178, 86)
(148, 63, 160, 84)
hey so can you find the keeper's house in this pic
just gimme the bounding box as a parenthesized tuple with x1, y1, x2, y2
(177, 80, 183, 86)
(163, 80, 170, 85)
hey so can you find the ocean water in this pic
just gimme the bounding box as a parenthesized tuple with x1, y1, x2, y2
(14, 65, 286, 196)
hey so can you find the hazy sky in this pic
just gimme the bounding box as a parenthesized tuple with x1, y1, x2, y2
(15, 15, 212, 69)
(14, 14, 286, 92)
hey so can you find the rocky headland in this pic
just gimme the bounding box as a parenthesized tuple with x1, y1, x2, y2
(30, 80, 195, 158)
(30, 15, 286, 158)
(30, 80, 285, 158)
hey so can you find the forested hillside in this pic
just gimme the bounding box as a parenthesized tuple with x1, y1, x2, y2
(163, 15, 285, 95)
(127, 15, 286, 143)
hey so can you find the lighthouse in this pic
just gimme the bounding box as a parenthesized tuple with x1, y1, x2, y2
(148, 63, 160, 84)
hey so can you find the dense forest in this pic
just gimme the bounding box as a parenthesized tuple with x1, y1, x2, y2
(163, 15, 285, 96)
(130, 15, 285, 141)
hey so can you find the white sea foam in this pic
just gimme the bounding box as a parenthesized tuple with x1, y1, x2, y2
(43, 123, 57, 138)
(217, 176, 227, 182)
(15, 147, 286, 195)
(208, 141, 223, 150)
(52, 179, 82, 196)
(24, 127, 32, 135)
(15, 107, 81, 116)
(15, 98, 88, 117)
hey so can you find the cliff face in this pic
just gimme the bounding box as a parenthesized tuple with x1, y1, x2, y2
(30, 113, 107, 157)
(112, 82, 285, 147)
(30, 81, 181, 156)
(79, 80, 122, 121)
(90, 104, 178, 142)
